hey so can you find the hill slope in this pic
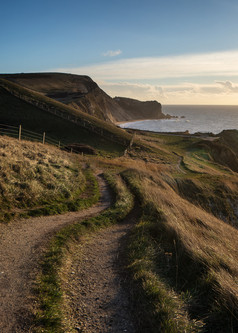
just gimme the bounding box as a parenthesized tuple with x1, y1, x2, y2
(0, 73, 166, 123)
(0, 77, 134, 155)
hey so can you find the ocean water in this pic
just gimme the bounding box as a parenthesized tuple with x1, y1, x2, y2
(120, 105, 238, 134)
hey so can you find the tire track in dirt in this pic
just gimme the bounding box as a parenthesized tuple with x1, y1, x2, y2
(0, 173, 110, 333)
(60, 208, 139, 333)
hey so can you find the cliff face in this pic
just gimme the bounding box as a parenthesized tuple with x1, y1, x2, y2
(194, 130, 238, 173)
(0, 73, 166, 123)
(113, 97, 165, 121)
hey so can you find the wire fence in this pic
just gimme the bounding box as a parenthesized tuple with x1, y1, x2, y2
(0, 123, 68, 150)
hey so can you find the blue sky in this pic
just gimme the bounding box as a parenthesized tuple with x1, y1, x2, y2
(1, 0, 238, 104)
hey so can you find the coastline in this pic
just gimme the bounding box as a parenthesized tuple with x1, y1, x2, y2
(115, 118, 156, 126)
(116, 105, 238, 135)
(115, 115, 175, 126)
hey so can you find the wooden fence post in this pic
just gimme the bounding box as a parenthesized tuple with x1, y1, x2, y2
(18, 125, 21, 141)
(58, 141, 61, 148)
(43, 132, 45, 144)
(130, 133, 135, 148)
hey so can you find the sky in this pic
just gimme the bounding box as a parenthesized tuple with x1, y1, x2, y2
(1, 0, 238, 105)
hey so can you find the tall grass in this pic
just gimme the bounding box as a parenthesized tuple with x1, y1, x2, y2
(0, 136, 88, 222)
(122, 167, 238, 332)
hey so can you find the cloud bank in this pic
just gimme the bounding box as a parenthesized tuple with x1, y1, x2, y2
(99, 80, 238, 105)
(54, 50, 238, 104)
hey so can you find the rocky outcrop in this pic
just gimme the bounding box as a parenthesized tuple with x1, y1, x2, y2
(0, 73, 168, 123)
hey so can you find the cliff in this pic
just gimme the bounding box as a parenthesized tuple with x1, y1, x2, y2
(0, 73, 167, 123)
(113, 96, 166, 122)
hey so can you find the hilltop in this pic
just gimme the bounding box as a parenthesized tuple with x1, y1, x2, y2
(0, 72, 167, 123)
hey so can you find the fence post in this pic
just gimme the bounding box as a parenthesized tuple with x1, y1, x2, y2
(58, 141, 61, 148)
(130, 133, 135, 148)
(43, 132, 45, 144)
(18, 125, 22, 141)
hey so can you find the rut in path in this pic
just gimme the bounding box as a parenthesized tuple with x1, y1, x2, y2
(61, 209, 138, 333)
(0, 173, 110, 333)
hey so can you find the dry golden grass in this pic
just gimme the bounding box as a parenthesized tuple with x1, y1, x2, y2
(2, 129, 237, 329)
(84, 155, 167, 175)
(124, 165, 238, 329)
(76, 153, 238, 328)
(0, 135, 85, 221)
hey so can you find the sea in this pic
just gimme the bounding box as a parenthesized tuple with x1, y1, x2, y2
(119, 105, 238, 134)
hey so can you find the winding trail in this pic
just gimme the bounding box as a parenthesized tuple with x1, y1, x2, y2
(0, 173, 110, 333)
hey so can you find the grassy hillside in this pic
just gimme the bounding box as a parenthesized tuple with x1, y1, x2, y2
(122, 165, 238, 332)
(88, 130, 238, 332)
(1, 93, 238, 331)
(0, 86, 126, 156)
(0, 78, 133, 156)
(0, 73, 124, 122)
(0, 72, 166, 123)
(0, 136, 100, 223)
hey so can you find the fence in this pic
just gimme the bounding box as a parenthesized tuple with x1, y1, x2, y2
(0, 123, 67, 150)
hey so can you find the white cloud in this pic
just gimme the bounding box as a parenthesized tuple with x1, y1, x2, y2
(102, 49, 122, 57)
(98, 81, 165, 100)
(53, 50, 238, 104)
(56, 50, 238, 80)
(216, 80, 238, 92)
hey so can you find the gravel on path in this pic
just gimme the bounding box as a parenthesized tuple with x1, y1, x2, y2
(61, 217, 137, 333)
(0, 173, 110, 333)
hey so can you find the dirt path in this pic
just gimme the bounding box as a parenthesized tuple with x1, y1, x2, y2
(60, 213, 137, 333)
(0, 173, 111, 333)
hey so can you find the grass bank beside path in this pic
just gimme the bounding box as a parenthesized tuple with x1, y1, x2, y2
(0, 136, 101, 223)
(34, 171, 134, 333)
(122, 168, 238, 332)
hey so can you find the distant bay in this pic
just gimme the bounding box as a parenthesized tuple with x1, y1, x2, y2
(119, 105, 238, 134)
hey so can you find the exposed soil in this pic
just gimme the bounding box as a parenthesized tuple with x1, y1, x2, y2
(60, 213, 137, 333)
(0, 173, 110, 333)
